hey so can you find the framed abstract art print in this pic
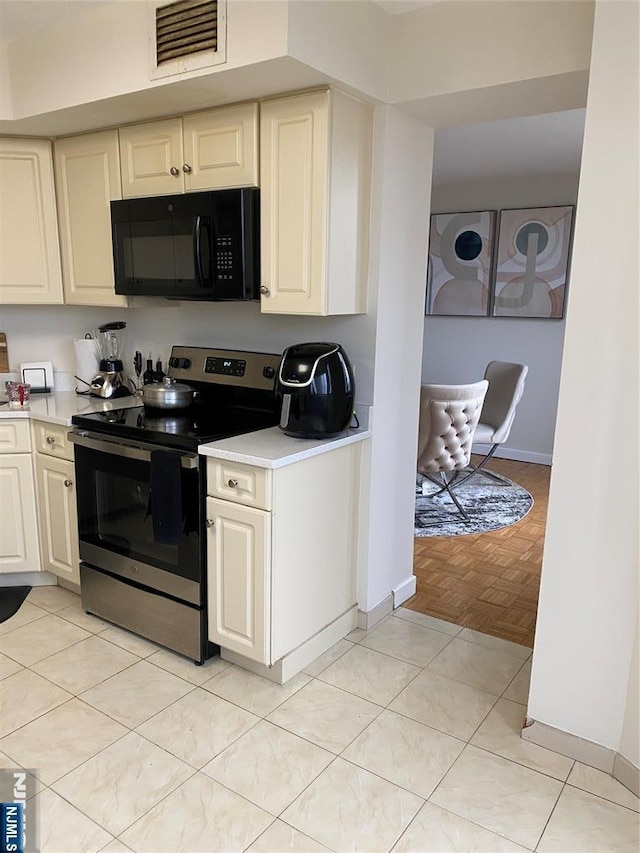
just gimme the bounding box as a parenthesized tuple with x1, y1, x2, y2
(492, 205, 574, 318)
(426, 210, 496, 316)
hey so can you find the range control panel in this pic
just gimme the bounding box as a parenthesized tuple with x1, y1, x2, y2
(168, 346, 280, 390)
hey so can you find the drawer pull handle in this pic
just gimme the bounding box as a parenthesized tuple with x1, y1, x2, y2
(259, 285, 270, 296)
(182, 163, 192, 173)
(228, 478, 238, 488)
(169, 166, 180, 176)
(64, 479, 73, 488)
(206, 519, 215, 528)
(46, 436, 56, 444)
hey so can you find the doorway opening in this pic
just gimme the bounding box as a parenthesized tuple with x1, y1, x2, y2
(406, 109, 585, 649)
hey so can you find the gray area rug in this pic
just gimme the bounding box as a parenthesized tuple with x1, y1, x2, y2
(415, 473, 534, 537)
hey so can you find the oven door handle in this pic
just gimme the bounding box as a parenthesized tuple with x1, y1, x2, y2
(69, 431, 199, 469)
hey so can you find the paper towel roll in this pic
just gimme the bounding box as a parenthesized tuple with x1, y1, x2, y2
(74, 338, 99, 389)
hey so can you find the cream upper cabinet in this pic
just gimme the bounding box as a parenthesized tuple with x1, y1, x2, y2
(0, 139, 63, 304)
(259, 89, 372, 316)
(119, 118, 184, 198)
(0, 421, 41, 574)
(54, 130, 127, 307)
(183, 102, 259, 192)
(119, 103, 259, 198)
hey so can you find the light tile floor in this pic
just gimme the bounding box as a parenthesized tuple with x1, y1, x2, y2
(0, 587, 638, 853)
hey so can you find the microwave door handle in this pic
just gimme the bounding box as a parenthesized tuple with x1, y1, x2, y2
(193, 215, 206, 286)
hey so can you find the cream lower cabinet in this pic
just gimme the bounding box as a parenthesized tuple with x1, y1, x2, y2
(0, 139, 63, 304)
(206, 442, 362, 669)
(54, 130, 127, 307)
(259, 89, 372, 316)
(119, 103, 259, 198)
(32, 421, 80, 586)
(0, 421, 41, 573)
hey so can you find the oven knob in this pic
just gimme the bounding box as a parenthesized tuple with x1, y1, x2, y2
(263, 366, 275, 380)
(180, 358, 191, 369)
(169, 356, 180, 368)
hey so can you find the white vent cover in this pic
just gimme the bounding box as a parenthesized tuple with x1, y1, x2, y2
(150, 0, 226, 80)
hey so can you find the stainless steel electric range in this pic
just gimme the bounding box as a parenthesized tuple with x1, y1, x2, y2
(70, 346, 281, 664)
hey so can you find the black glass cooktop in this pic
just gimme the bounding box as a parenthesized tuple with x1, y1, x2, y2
(71, 405, 279, 452)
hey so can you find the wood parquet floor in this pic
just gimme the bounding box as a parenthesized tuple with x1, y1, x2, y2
(405, 455, 550, 648)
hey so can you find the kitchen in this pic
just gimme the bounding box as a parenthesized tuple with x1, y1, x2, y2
(0, 2, 638, 849)
(1, 83, 375, 681)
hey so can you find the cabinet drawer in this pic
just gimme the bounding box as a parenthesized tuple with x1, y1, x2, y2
(207, 458, 271, 510)
(31, 420, 74, 461)
(0, 420, 31, 453)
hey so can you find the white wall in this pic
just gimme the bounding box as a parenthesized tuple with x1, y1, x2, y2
(389, 0, 594, 126)
(528, 0, 639, 753)
(423, 172, 580, 463)
(361, 106, 433, 612)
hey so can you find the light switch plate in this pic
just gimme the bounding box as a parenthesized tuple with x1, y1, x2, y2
(20, 361, 55, 393)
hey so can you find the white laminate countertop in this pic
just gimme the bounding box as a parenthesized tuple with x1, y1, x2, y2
(198, 425, 371, 469)
(0, 391, 141, 426)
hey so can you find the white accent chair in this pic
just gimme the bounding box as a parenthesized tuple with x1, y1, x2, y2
(467, 360, 529, 483)
(417, 380, 489, 521)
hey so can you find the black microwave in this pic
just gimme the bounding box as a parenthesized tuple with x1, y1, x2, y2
(111, 188, 259, 301)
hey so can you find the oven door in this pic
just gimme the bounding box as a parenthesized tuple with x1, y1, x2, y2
(71, 432, 202, 605)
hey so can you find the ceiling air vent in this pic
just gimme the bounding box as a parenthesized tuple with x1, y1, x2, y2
(156, 0, 218, 66)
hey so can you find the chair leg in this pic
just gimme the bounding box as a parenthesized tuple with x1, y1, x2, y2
(420, 471, 470, 523)
(451, 444, 512, 488)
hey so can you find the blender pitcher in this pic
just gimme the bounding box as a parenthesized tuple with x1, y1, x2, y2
(89, 321, 132, 398)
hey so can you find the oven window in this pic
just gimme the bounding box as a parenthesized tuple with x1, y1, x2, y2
(75, 444, 200, 582)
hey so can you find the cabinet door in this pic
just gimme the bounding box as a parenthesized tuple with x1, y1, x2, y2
(34, 454, 80, 585)
(119, 118, 184, 197)
(206, 497, 271, 664)
(0, 139, 63, 304)
(0, 454, 41, 573)
(259, 92, 328, 315)
(54, 130, 127, 307)
(183, 103, 259, 191)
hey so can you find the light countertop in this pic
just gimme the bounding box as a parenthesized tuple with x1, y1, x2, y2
(0, 391, 141, 426)
(198, 425, 371, 469)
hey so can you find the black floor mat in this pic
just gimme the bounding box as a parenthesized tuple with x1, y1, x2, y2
(0, 586, 31, 623)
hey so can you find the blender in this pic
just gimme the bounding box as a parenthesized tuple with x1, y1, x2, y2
(89, 321, 132, 398)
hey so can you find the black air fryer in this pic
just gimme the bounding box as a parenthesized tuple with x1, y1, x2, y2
(277, 342, 355, 438)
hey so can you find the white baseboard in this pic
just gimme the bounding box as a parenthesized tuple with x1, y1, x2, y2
(393, 575, 416, 608)
(473, 444, 552, 466)
(613, 753, 640, 798)
(357, 594, 393, 630)
(221, 606, 357, 685)
(522, 718, 614, 773)
(0, 572, 57, 588)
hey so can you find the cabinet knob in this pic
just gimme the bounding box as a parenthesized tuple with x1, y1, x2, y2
(46, 436, 56, 444)
(169, 166, 180, 176)
(206, 519, 215, 528)
(228, 478, 238, 488)
(64, 479, 73, 488)
(182, 163, 192, 173)
(259, 285, 270, 296)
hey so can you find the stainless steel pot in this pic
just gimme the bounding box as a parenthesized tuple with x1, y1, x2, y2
(141, 377, 194, 410)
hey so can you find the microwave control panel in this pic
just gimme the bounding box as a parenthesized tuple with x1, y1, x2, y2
(216, 235, 235, 281)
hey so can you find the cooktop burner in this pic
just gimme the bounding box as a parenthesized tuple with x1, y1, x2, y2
(71, 346, 282, 452)
(72, 404, 278, 452)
